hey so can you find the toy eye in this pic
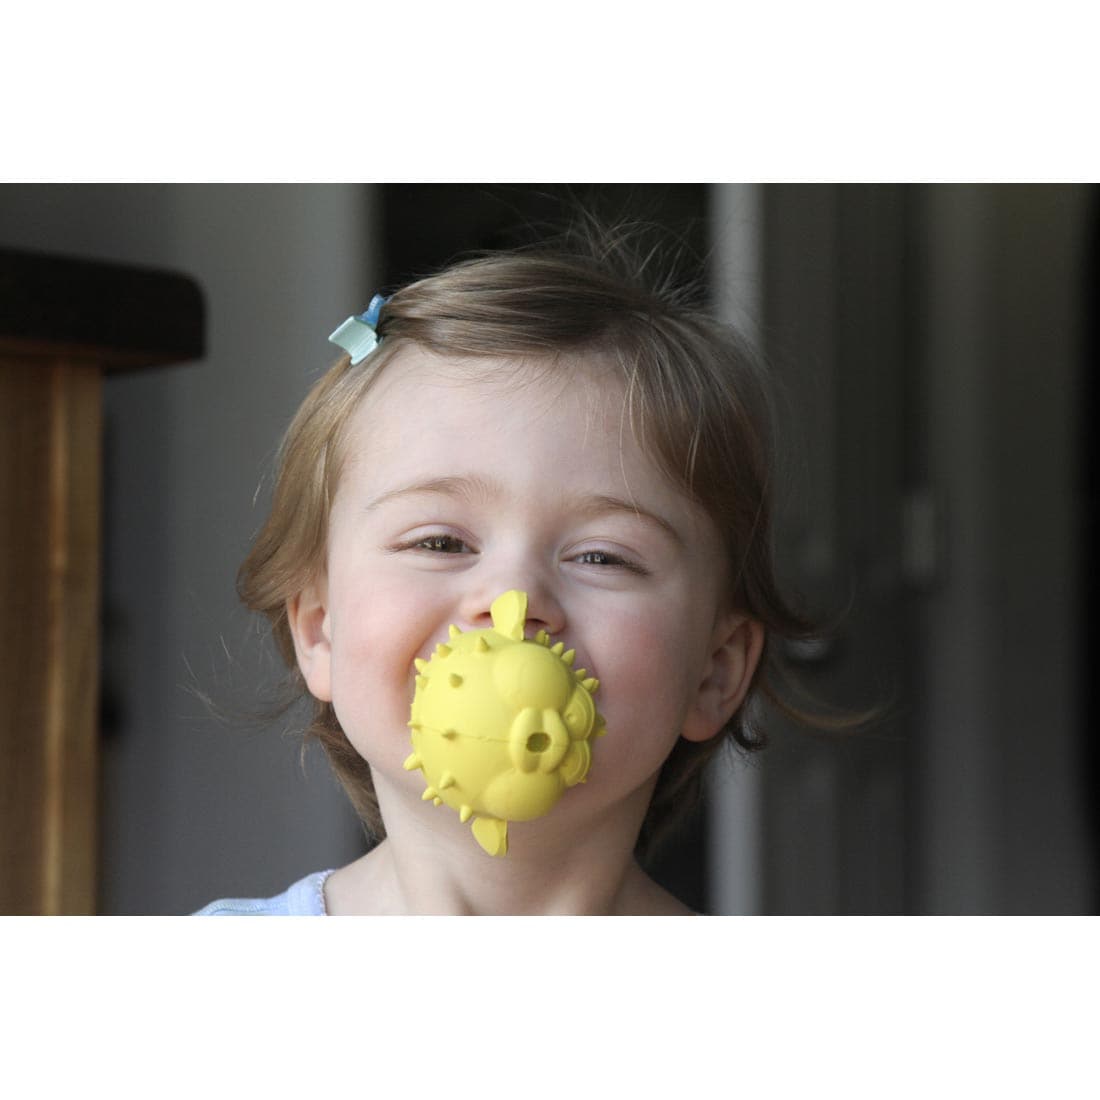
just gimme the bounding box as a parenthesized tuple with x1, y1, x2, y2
(563, 689, 595, 735)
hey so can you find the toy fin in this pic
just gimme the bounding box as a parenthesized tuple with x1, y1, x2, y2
(490, 589, 527, 641)
(471, 816, 509, 857)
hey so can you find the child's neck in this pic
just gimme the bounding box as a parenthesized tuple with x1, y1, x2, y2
(324, 788, 692, 916)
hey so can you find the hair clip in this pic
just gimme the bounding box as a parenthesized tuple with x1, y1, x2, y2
(328, 292, 390, 364)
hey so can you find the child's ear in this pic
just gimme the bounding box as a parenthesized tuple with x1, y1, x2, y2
(286, 579, 333, 703)
(682, 612, 765, 743)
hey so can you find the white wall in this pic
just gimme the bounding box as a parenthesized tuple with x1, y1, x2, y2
(0, 184, 372, 913)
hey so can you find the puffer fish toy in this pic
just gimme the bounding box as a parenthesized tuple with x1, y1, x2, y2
(403, 589, 606, 857)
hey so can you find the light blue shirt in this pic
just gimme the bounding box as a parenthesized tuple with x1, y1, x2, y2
(194, 870, 334, 916)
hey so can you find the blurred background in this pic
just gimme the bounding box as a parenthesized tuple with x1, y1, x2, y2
(0, 183, 1094, 915)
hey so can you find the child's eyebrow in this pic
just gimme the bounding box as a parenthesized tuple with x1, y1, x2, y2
(363, 475, 498, 512)
(573, 493, 683, 546)
(363, 476, 683, 545)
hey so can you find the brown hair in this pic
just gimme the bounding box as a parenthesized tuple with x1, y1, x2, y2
(238, 232, 819, 856)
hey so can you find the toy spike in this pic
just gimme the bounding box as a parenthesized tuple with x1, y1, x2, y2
(414, 658, 429, 673)
(562, 649, 575, 666)
(441, 728, 458, 740)
(416, 675, 428, 689)
(439, 772, 456, 790)
(422, 786, 438, 801)
(582, 677, 599, 693)
(403, 752, 422, 771)
(459, 805, 473, 823)
(535, 629, 549, 645)
(435, 643, 452, 658)
(551, 641, 564, 656)
(449, 673, 463, 687)
(475, 636, 490, 653)
(449, 624, 462, 639)
(575, 669, 587, 680)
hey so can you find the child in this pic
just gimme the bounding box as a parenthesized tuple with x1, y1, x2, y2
(196, 231, 814, 915)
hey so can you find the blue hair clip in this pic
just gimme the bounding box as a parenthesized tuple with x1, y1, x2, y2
(328, 292, 390, 364)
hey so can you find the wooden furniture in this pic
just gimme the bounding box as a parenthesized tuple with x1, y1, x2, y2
(0, 247, 203, 914)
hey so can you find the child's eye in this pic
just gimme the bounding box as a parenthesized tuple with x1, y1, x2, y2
(413, 534, 471, 554)
(572, 549, 647, 574)
(575, 549, 618, 566)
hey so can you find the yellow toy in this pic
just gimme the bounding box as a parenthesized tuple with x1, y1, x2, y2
(403, 589, 606, 856)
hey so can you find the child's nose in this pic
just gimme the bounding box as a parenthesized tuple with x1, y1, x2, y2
(459, 577, 566, 638)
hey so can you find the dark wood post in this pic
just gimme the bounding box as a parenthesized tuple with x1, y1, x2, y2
(0, 247, 203, 914)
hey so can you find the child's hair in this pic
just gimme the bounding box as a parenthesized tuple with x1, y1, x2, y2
(238, 228, 820, 857)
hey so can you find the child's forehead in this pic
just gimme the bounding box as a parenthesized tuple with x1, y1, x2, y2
(337, 343, 687, 502)
(352, 344, 623, 427)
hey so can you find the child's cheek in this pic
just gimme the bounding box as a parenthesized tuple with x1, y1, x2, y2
(329, 626, 416, 772)
(598, 631, 696, 750)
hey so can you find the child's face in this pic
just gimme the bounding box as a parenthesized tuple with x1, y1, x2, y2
(290, 346, 759, 843)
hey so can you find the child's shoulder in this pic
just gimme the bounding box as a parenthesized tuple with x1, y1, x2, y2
(193, 869, 334, 916)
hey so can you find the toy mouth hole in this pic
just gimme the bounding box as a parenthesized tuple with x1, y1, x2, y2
(526, 732, 550, 754)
